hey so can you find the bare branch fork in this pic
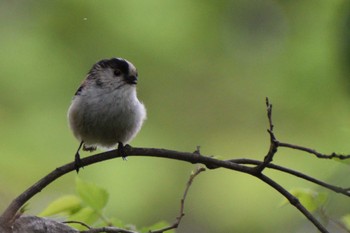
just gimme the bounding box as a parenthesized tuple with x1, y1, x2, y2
(1, 98, 350, 233)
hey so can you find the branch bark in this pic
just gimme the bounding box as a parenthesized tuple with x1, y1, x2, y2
(1, 98, 347, 233)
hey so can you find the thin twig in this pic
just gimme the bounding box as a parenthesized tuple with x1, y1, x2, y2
(150, 167, 206, 233)
(230, 158, 350, 196)
(266, 97, 274, 132)
(80, 226, 138, 233)
(254, 97, 278, 173)
(63, 219, 138, 233)
(63, 220, 91, 229)
(278, 142, 350, 159)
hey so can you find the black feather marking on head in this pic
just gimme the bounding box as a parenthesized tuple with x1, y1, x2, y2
(94, 58, 130, 76)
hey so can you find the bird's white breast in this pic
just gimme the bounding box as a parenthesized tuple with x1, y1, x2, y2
(68, 86, 146, 148)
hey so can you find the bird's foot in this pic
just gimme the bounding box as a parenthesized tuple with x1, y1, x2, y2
(118, 142, 130, 160)
(74, 152, 83, 173)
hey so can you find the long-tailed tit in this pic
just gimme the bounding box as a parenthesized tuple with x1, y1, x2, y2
(68, 58, 146, 172)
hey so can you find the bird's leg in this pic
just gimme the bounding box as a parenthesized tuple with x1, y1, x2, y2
(74, 141, 84, 173)
(118, 142, 128, 160)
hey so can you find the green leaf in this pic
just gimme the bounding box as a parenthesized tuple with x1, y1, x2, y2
(282, 188, 328, 213)
(67, 206, 100, 230)
(38, 195, 82, 217)
(140, 221, 175, 233)
(341, 214, 350, 230)
(76, 177, 109, 212)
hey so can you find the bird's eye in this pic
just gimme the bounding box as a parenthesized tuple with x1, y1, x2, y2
(113, 69, 122, 76)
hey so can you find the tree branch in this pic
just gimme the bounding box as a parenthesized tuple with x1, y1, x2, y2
(230, 158, 350, 196)
(254, 98, 278, 173)
(278, 142, 350, 159)
(81, 226, 138, 233)
(1, 98, 348, 233)
(258, 174, 329, 233)
(0, 147, 254, 228)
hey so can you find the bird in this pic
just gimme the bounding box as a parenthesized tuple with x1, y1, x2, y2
(67, 58, 146, 172)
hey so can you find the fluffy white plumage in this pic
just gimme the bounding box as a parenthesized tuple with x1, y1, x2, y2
(68, 58, 146, 153)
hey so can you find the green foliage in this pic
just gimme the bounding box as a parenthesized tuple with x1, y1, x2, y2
(39, 195, 82, 217)
(67, 206, 99, 228)
(75, 177, 109, 212)
(39, 177, 171, 232)
(281, 188, 328, 213)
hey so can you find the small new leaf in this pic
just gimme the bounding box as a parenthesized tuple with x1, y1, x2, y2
(39, 195, 82, 217)
(281, 188, 328, 213)
(67, 206, 99, 230)
(76, 177, 109, 212)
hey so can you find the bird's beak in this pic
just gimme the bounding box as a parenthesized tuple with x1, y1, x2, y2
(126, 75, 138, 85)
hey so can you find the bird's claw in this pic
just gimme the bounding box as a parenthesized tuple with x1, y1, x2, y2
(74, 152, 83, 173)
(118, 142, 129, 160)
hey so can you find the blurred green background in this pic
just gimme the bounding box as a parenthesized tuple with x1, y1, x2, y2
(1, 0, 350, 232)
